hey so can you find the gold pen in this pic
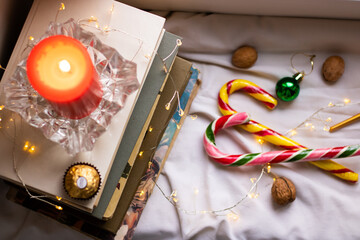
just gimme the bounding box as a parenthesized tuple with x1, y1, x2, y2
(329, 113, 360, 132)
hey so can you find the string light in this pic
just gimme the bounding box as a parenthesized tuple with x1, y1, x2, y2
(110, 3, 115, 13)
(0, 105, 4, 110)
(5, 116, 64, 211)
(165, 103, 171, 110)
(56, 196, 62, 201)
(55, 205, 63, 210)
(59, 3, 65, 10)
(148, 126, 153, 132)
(190, 114, 198, 120)
(266, 163, 271, 173)
(290, 129, 297, 136)
(138, 151, 144, 157)
(139, 190, 145, 197)
(256, 137, 264, 145)
(54, 3, 65, 22)
(0, 65, 5, 71)
(284, 99, 358, 137)
(227, 212, 239, 221)
(155, 167, 267, 217)
(23, 141, 30, 151)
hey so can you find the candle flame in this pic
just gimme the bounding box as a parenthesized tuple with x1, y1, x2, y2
(59, 60, 71, 73)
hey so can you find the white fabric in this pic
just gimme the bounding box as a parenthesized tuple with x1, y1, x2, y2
(121, 0, 360, 20)
(2, 12, 360, 240)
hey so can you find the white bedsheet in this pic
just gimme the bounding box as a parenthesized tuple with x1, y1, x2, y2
(1, 12, 360, 240)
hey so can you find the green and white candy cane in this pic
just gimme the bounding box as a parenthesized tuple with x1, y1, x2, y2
(204, 112, 360, 166)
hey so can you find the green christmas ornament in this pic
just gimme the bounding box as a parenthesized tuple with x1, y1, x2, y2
(276, 53, 316, 102)
(276, 72, 304, 102)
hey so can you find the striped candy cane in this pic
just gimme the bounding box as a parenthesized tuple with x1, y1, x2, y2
(204, 112, 360, 167)
(218, 79, 358, 182)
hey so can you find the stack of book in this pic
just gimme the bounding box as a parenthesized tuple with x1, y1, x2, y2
(0, 0, 200, 239)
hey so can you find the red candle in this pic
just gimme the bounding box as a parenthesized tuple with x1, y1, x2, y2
(26, 35, 103, 119)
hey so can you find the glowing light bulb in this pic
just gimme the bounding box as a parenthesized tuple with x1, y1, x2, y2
(165, 103, 170, 110)
(326, 117, 332, 122)
(227, 213, 239, 221)
(257, 137, 264, 145)
(249, 192, 259, 199)
(23, 141, 30, 151)
(250, 178, 257, 183)
(323, 126, 330, 132)
(0, 105, 4, 110)
(138, 151, 144, 157)
(266, 163, 271, 173)
(56, 196, 62, 201)
(59, 3, 65, 10)
(290, 130, 297, 136)
(55, 205, 63, 210)
(139, 190, 145, 197)
(59, 60, 71, 73)
(190, 114, 198, 120)
(328, 102, 334, 107)
(103, 25, 110, 32)
(28, 36, 34, 41)
(29, 146, 36, 153)
(148, 126, 153, 132)
(305, 122, 312, 127)
(176, 39, 183, 46)
(344, 98, 351, 104)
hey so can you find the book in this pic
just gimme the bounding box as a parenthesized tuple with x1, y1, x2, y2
(6, 60, 200, 240)
(0, 0, 165, 212)
(119, 66, 200, 240)
(102, 57, 194, 230)
(92, 31, 182, 220)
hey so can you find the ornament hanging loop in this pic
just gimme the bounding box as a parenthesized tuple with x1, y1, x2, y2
(290, 52, 316, 76)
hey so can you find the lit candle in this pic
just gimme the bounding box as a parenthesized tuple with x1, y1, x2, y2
(26, 35, 102, 119)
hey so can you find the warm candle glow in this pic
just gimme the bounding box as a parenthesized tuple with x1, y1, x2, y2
(27, 35, 103, 119)
(59, 59, 71, 73)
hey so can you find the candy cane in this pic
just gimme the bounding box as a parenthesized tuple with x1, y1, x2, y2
(204, 112, 360, 167)
(218, 79, 358, 182)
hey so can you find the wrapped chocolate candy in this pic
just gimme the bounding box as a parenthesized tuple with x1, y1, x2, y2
(63, 163, 101, 200)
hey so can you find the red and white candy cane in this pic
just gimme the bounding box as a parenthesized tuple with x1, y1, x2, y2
(204, 112, 360, 167)
(218, 79, 358, 182)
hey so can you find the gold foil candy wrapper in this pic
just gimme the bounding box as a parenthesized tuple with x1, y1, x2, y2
(63, 163, 101, 200)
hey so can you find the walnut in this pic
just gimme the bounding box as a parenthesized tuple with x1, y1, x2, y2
(322, 56, 345, 82)
(231, 45, 257, 68)
(271, 177, 296, 205)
